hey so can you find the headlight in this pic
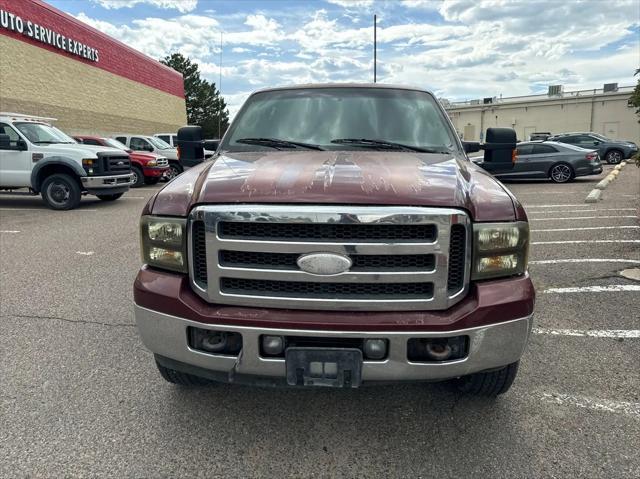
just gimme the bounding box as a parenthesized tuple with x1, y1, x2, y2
(140, 216, 187, 273)
(472, 222, 529, 280)
(147, 159, 157, 167)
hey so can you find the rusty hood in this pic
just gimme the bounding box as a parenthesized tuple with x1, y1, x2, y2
(148, 151, 521, 221)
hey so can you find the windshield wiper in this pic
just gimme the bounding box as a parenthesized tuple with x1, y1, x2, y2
(330, 138, 448, 154)
(32, 140, 62, 144)
(236, 137, 324, 151)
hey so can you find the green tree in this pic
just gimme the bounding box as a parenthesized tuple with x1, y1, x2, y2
(631, 69, 640, 166)
(161, 53, 229, 139)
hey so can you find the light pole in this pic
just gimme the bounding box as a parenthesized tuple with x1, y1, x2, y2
(373, 14, 377, 83)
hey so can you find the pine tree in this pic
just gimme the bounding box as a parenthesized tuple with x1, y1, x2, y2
(161, 53, 230, 139)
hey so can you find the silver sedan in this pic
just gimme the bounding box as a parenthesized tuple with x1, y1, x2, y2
(472, 141, 603, 183)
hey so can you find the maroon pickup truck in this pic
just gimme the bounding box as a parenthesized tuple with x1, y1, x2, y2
(134, 84, 534, 396)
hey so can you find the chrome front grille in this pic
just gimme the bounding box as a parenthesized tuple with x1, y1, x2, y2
(188, 205, 471, 311)
(156, 158, 169, 167)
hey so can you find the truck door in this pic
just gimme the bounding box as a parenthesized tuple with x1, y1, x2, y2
(0, 123, 31, 187)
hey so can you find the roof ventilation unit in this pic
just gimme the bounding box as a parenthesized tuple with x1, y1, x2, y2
(470, 99, 481, 105)
(548, 85, 563, 96)
(603, 83, 618, 93)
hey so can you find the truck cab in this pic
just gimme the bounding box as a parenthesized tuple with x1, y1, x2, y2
(134, 84, 534, 396)
(0, 113, 133, 210)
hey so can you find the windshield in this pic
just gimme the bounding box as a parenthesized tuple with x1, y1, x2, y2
(591, 133, 610, 141)
(222, 87, 459, 152)
(15, 122, 76, 144)
(148, 136, 172, 149)
(103, 138, 129, 150)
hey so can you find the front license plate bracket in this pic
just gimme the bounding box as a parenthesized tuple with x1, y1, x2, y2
(285, 348, 363, 388)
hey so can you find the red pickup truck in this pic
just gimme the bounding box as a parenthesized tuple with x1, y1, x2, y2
(74, 136, 169, 187)
(134, 84, 534, 396)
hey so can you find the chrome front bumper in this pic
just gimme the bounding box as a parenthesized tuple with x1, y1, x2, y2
(135, 304, 533, 383)
(81, 173, 133, 188)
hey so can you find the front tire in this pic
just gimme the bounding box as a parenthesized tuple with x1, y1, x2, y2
(455, 361, 520, 396)
(41, 173, 81, 210)
(96, 193, 123, 201)
(166, 162, 183, 180)
(549, 163, 574, 183)
(155, 360, 211, 386)
(130, 165, 144, 188)
(605, 149, 623, 164)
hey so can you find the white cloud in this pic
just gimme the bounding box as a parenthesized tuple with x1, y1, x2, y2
(92, 0, 197, 13)
(325, 0, 374, 7)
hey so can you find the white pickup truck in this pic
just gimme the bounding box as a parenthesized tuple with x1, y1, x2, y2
(0, 113, 133, 210)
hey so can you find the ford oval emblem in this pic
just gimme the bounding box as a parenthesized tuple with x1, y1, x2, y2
(297, 252, 352, 276)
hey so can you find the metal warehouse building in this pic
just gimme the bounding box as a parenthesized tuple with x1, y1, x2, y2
(0, 0, 186, 135)
(445, 85, 639, 144)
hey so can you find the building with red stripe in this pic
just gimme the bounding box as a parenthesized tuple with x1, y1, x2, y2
(0, 0, 187, 135)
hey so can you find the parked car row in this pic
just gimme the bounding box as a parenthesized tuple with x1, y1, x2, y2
(472, 140, 602, 183)
(472, 130, 637, 183)
(0, 112, 133, 209)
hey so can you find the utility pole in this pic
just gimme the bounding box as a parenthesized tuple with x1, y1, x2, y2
(373, 14, 377, 83)
(218, 31, 222, 139)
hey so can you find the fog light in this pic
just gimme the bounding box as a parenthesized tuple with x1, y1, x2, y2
(363, 339, 387, 360)
(425, 342, 452, 361)
(262, 335, 284, 356)
(188, 327, 242, 356)
(201, 331, 228, 353)
(407, 336, 468, 362)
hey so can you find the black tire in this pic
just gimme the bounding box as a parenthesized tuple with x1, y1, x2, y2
(41, 173, 81, 210)
(604, 149, 623, 164)
(166, 162, 183, 180)
(455, 361, 520, 397)
(155, 360, 211, 386)
(144, 177, 160, 185)
(96, 193, 123, 201)
(549, 162, 574, 183)
(130, 165, 144, 188)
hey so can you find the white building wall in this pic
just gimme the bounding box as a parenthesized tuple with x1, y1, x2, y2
(446, 89, 640, 144)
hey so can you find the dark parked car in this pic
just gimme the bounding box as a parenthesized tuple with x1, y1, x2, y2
(547, 132, 638, 164)
(529, 132, 551, 141)
(472, 141, 602, 183)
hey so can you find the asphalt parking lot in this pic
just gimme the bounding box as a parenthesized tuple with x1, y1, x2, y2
(1, 164, 638, 478)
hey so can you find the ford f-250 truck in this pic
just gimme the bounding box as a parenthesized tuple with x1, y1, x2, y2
(0, 113, 133, 210)
(134, 84, 535, 396)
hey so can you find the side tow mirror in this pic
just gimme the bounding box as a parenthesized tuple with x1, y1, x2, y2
(463, 141, 481, 153)
(17, 139, 27, 151)
(177, 125, 205, 167)
(482, 127, 517, 165)
(0, 134, 10, 149)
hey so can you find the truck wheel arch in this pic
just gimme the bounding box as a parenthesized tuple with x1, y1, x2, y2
(31, 157, 85, 192)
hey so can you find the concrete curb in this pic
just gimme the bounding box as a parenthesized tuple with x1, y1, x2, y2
(585, 189, 602, 203)
(595, 178, 610, 190)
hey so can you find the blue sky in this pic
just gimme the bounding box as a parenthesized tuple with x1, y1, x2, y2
(50, 0, 640, 116)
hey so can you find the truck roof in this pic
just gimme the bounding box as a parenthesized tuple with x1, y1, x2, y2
(251, 83, 433, 95)
(0, 112, 57, 122)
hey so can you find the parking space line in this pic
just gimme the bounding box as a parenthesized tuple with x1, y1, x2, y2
(530, 216, 637, 221)
(0, 230, 20, 234)
(531, 226, 639, 232)
(76, 251, 95, 256)
(530, 258, 640, 265)
(541, 393, 640, 417)
(533, 327, 640, 339)
(532, 240, 640, 245)
(528, 208, 636, 214)
(524, 204, 589, 208)
(544, 285, 640, 293)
